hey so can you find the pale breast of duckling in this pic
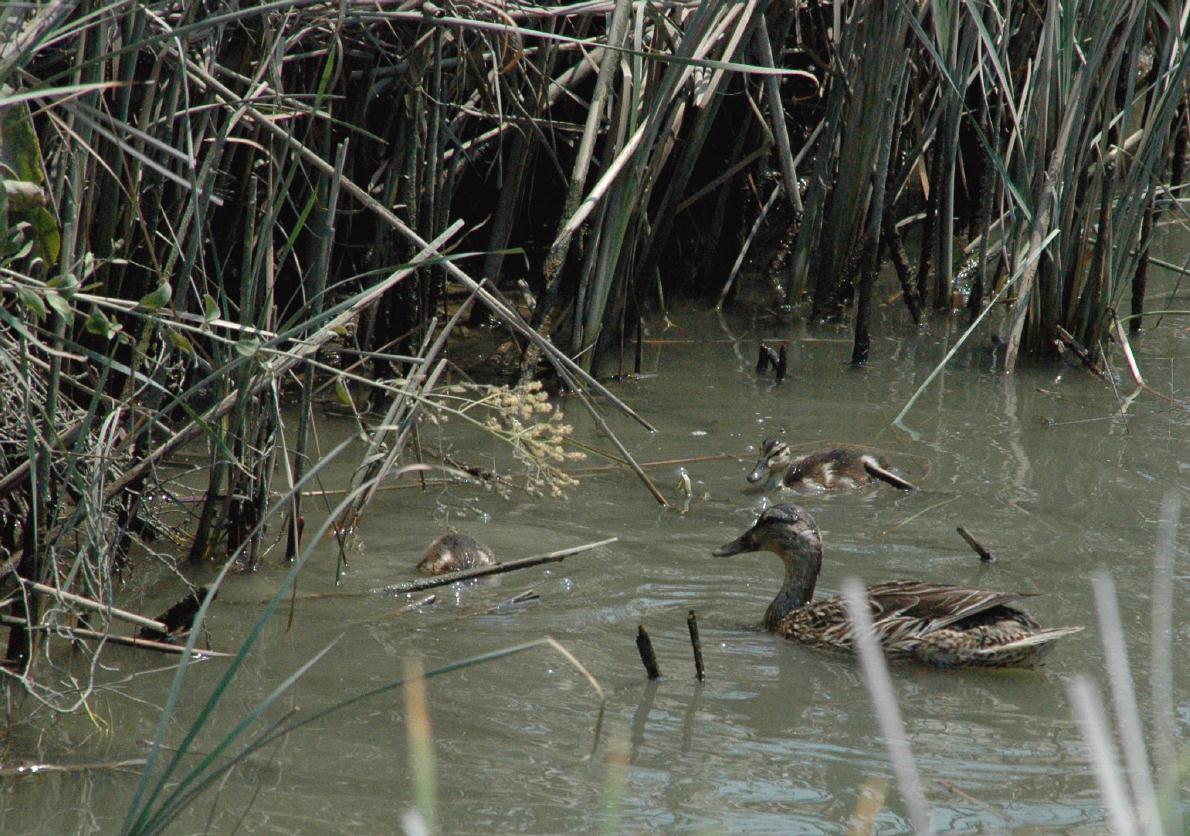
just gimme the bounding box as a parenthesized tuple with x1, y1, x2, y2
(416, 533, 498, 575)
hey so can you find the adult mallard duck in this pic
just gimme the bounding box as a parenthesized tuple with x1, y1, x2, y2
(713, 505, 1081, 668)
(747, 438, 916, 492)
(417, 532, 497, 575)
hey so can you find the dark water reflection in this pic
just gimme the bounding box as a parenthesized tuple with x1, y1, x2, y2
(1, 283, 1188, 833)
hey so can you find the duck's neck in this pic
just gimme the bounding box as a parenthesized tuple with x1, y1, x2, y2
(763, 543, 822, 629)
(761, 470, 786, 491)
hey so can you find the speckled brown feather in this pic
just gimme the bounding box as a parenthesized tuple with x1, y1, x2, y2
(775, 580, 1080, 668)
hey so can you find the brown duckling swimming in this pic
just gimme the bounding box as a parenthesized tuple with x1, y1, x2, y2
(713, 504, 1081, 668)
(747, 438, 916, 492)
(417, 532, 498, 575)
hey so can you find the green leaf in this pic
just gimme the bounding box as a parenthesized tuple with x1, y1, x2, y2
(16, 286, 45, 320)
(47, 272, 79, 298)
(139, 281, 172, 311)
(45, 288, 73, 323)
(0, 103, 60, 267)
(334, 377, 353, 406)
(235, 337, 260, 358)
(203, 293, 220, 323)
(84, 307, 122, 339)
(167, 329, 194, 355)
(0, 104, 47, 185)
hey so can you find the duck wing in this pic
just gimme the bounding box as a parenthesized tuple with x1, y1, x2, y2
(865, 580, 1041, 632)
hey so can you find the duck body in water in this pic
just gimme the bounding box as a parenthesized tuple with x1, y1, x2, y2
(747, 438, 916, 492)
(713, 505, 1081, 668)
(417, 533, 498, 575)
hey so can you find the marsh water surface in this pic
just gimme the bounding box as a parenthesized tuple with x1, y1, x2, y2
(2, 278, 1188, 834)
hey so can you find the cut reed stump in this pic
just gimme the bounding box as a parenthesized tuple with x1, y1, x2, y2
(686, 610, 705, 681)
(755, 344, 787, 380)
(636, 625, 661, 679)
(956, 526, 995, 563)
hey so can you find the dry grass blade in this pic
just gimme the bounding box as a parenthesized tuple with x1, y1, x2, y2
(1065, 676, 1139, 836)
(1090, 571, 1161, 834)
(403, 657, 438, 834)
(1150, 493, 1182, 835)
(840, 579, 932, 833)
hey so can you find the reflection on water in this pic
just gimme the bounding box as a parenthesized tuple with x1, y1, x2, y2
(1, 290, 1187, 833)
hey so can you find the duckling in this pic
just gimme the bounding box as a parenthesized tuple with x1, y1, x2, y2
(713, 505, 1081, 668)
(416, 532, 498, 576)
(747, 438, 916, 492)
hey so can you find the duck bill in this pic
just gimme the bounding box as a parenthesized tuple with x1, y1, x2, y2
(713, 530, 758, 556)
(746, 460, 771, 484)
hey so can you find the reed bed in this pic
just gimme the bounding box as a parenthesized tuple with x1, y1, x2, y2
(0, 0, 1186, 827)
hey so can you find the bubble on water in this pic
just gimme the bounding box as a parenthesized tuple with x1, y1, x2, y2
(691, 430, 707, 436)
(558, 577, 574, 593)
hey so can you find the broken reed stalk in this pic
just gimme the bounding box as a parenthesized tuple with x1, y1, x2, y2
(686, 610, 705, 681)
(754, 15, 802, 215)
(372, 537, 617, 596)
(635, 625, 661, 680)
(955, 526, 995, 562)
(0, 615, 228, 657)
(1054, 325, 1106, 379)
(1112, 316, 1145, 386)
(20, 579, 168, 634)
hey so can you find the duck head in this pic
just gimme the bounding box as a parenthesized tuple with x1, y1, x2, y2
(714, 504, 821, 561)
(747, 437, 794, 489)
(714, 504, 824, 626)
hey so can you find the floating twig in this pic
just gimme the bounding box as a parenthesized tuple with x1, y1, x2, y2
(936, 779, 1010, 822)
(373, 537, 617, 596)
(686, 610, 705, 681)
(0, 757, 148, 778)
(484, 588, 541, 613)
(956, 526, 996, 563)
(635, 625, 661, 679)
(877, 496, 957, 539)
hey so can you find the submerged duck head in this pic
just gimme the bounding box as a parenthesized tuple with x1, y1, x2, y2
(417, 532, 497, 576)
(747, 438, 794, 489)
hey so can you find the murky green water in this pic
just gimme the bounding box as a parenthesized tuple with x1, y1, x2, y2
(2, 272, 1188, 833)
